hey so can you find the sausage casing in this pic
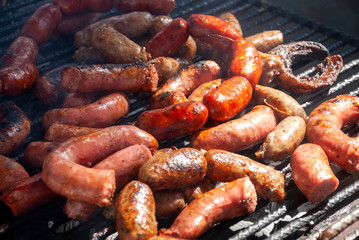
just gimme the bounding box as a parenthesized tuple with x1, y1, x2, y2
(1, 36, 38, 67)
(0, 154, 29, 193)
(114, 0, 175, 15)
(245, 30, 283, 53)
(44, 123, 100, 142)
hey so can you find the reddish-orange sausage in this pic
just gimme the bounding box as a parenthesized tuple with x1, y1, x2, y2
(20, 3, 62, 46)
(191, 105, 278, 152)
(203, 76, 252, 122)
(0, 154, 29, 193)
(145, 18, 189, 58)
(44, 123, 100, 142)
(114, 0, 175, 15)
(54, 0, 112, 14)
(188, 79, 222, 102)
(160, 177, 257, 239)
(24, 141, 59, 169)
(1, 36, 38, 67)
(136, 101, 208, 142)
(42, 125, 158, 207)
(42, 92, 129, 129)
(291, 143, 339, 204)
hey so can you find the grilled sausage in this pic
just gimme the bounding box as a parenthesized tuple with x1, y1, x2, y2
(42, 92, 129, 129)
(53, 0, 112, 14)
(64, 144, 152, 221)
(114, 0, 175, 15)
(24, 141, 59, 169)
(245, 30, 283, 53)
(205, 149, 286, 202)
(116, 180, 157, 240)
(44, 123, 100, 142)
(73, 46, 106, 63)
(306, 94, 359, 173)
(191, 105, 278, 152)
(62, 92, 101, 108)
(0, 154, 29, 193)
(291, 143, 339, 204)
(181, 177, 214, 203)
(0, 101, 31, 156)
(20, 3, 62, 46)
(61, 62, 158, 93)
(154, 190, 186, 218)
(136, 101, 208, 142)
(219, 12, 242, 35)
(1, 36, 38, 67)
(138, 148, 207, 190)
(203, 76, 252, 122)
(160, 177, 257, 239)
(148, 57, 183, 84)
(188, 78, 222, 102)
(42, 125, 158, 207)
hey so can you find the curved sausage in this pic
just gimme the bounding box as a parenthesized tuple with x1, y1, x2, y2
(53, 0, 112, 14)
(42, 125, 158, 207)
(306, 94, 359, 173)
(116, 180, 157, 240)
(44, 123, 100, 142)
(0, 154, 29, 193)
(245, 30, 283, 53)
(202, 76, 252, 122)
(255, 116, 306, 161)
(188, 78, 222, 102)
(291, 143, 339, 204)
(42, 92, 129, 129)
(160, 177, 257, 239)
(1, 36, 38, 67)
(138, 148, 207, 190)
(191, 105, 278, 152)
(20, 3, 62, 46)
(181, 177, 214, 203)
(62, 92, 101, 108)
(219, 12, 242, 36)
(114, 0, 175, 15)
(154, 190, 186, 218)
(136, 101, 208, 142)
(205, 149, 286, 202)
(0, 101, 31, 156)
(24, 141, 59, 169)
(61, 62, 158, 93)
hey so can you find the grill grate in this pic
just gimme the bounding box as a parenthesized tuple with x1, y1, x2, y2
(1, 0, 359, 239)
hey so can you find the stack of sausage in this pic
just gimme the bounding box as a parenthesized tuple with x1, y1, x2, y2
(1, 0, 358, 239)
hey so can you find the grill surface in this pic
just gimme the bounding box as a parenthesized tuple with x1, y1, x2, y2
(1, 0, 359, 239)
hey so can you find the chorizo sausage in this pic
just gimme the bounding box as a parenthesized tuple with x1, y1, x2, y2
(61, 62, 158, 93)
(1, 36, 38, 67)
(136, 101, 208, 142)
(245, 30, 283, 53)
(24, 141, 59, 169)
(191, 105, 278, 152)
(0, 154, 29, 193)
(154, 190, 186, 218)
(42, 125, 158, 207)
(44, 123, 100, 143)
(290, 143, 339, 204)
(160, 177, 257, 239)
(188, 78, 222, 102)
(42, 92, 129, 129)
(306, 94, 359, 173)
(138, 148, 207, 190)
(114, 0, 175, 15)
(116, 180, 157, 240)
(205, 149, 286, 202)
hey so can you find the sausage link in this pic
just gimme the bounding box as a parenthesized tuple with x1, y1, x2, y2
(290, 143, 339, 204)
(1, 36, 38, 67)
(44, 123, 100, 142)
(24, 141, 59, 169)
(116, 180, 157, 240)
(73, 46, 106, 63)
(160, 177, 257, 239)
(138, 148, 207, 190)
(62, 92, 101, 108)
(42, 125, 158, 207)
(203, 76, 252, 122)
(0, 154, 29, 194)
(54, 0, 112, 14)
(191, 105, 278, 152)
(42, 92, 129, 129)
(0, 101, 31, 156)
(188, 78, 222, 102)
(114, 0, 175, 15)
(154, 190, 186, 218)
(205, 149, 286, 202)
(147, 57, 182, 84)
(20, 3, 62, 46)
(61, 62, 158, 93)
(245, 30, 283, 53)
(181, 177, 214, 203)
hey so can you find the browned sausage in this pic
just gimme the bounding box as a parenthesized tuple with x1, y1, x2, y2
(44, 123, 100, 142)
(136, 101, 208, 142)
(154, 190, 186, 218)
(0, 154, 29, 193)
(53, 0, 112, 14)
(42, 125, 158, 207)
(20, 3, 62, 46)
(1, 36, 38, 67)
(245, 30, 283, 53)
(61, 63, 158, 93)
(0, 101, 31, 156)
(62, 92, 101, 108)
(138, 148, 207, 190)
(147, 57, 184, 84)
(191, 105, 278, 152)
(24, 141, 59, 169)
(160, 177, 257, 239)
(256, 116, 306, 161)
(205, 149, 286, 202)
(202, 76, 252, 122)
(181, 177, 214, 203)
(114, 0, 175, 15)
(42, 92, 129, 129)
(116, 180, 157, 240)
(291, 143, 339, 204)
(188, 78, 222, 102)
(219, 12, 243, 35)
(73, 46, 106, 63)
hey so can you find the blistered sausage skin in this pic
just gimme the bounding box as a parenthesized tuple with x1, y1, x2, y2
(205, 149, 286, 202)
(138, 148, 207, 191)
(114, 0, 175, 15)
(160, 177, 257, 239)
(24, 141, 59, 169)
(42, 92, 129, 129)
(291, 143, 339, 204)
(116, 180, 157, 240)
(191, 105, 278, 152)
(136, 101, 208, 142)
(42, 125, 158, 207)
(20, 3, 62, 46)
(245, 30, 283, 53)
(203, 76, 252, 122)
(61, 63, 158, 93)
(44, 123, 100, 142)
(0, 154, 29, 194)
(64, 145, 152, 221)
(1, 36, 38, 67)
(0, 101, 31, 156)
(154, 190, 186, 218)
(306, 94, 359, 173)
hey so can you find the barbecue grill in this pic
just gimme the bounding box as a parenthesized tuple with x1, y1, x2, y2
(1, 0, 359, 239)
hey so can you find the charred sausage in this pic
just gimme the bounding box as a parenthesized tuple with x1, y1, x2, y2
(0, 154, 29, 193)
